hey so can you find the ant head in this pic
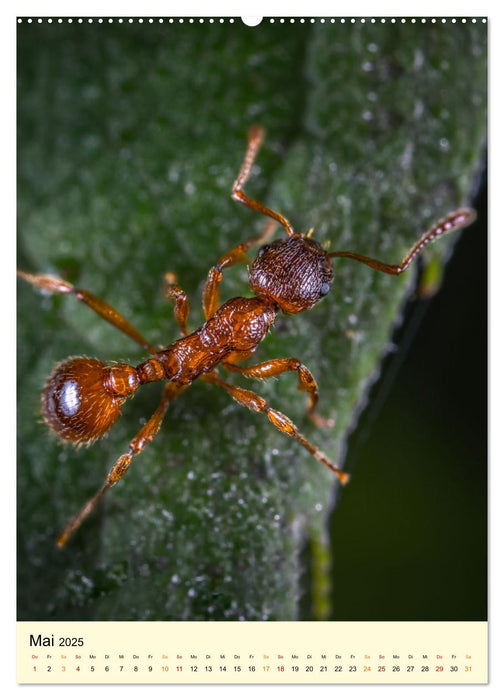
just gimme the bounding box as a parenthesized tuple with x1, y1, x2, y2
(249, 234, 333, 314)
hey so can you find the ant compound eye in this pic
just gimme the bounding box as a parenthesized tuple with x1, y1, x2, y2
(42, 357, 125, 443)
(320, 281, 331, 297)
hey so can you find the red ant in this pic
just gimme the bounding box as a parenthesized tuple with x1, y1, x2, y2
(18, 126, 476, 547)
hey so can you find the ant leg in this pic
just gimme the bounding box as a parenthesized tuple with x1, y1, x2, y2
(56, 381, 185, 547)
(223, 357, 334, 428)
(232, 125, 295, 237)
(202, 219, 277, 319)
(164, 272, 190, 336)
(17, 269, 157, 354)
(329, 208, 476, 274)
(202, 372, 349, 485)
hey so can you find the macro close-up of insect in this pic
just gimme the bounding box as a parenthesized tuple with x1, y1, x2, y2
(16, 16, 488, 628)
(18, 126, 476, 549)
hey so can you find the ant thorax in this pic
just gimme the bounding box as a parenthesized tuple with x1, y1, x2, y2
(248, 235, 334, 314)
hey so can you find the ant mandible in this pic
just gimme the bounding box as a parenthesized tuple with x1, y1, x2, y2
(18, 126, 476, 547)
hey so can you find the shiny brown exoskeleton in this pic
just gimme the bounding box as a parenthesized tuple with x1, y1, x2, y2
(18, 126, 476, 547)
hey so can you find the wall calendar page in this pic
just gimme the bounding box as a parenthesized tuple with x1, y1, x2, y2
(16, 10, 488, 689)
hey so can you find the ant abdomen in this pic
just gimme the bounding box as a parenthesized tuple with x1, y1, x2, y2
(42, 357, 140, 443)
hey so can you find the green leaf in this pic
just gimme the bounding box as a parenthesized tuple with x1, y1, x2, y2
(17, 20, 486, 621)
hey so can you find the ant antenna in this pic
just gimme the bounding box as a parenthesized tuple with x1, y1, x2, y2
(329, 208, 476, 274)
(231, 125, 296, 237)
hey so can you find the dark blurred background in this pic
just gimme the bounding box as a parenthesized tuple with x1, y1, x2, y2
(329, 173, 487, 621)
